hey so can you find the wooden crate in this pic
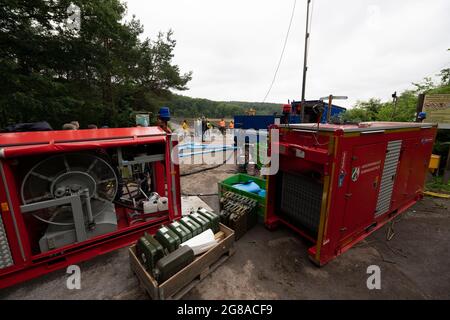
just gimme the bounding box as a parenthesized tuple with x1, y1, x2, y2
(129, 223, 235, 300)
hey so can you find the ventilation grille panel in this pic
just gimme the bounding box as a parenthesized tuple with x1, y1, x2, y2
(280, 172, 323, 234)
(375, 140, 402, 217)
(0, 213, 13, 269)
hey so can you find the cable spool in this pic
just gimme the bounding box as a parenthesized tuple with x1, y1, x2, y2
(21, 152, 118, 226)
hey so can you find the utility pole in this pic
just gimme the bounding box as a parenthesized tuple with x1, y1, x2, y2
(300, 0, 311, 122)
(301, 0, 311, 101)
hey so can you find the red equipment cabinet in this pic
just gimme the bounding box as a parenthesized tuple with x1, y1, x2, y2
(265, 122, 437, 266)
(0, 127, 181, 289)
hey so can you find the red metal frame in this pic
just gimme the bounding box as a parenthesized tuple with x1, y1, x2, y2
(0, 127, 181, 289)
(266, 122, 437, 266)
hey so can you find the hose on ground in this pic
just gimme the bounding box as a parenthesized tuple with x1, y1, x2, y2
(180, 151, 235, 177)
(182, 192, 218, 197)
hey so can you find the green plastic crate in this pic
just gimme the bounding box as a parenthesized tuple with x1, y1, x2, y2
(218, 173, 267, 220)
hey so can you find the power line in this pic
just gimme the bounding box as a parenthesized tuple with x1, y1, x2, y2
(262, 0, 297, 103)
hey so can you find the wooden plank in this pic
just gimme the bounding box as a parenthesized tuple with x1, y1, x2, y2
(214, 231, 225, 241)
(129, 246, 159, 299)
(129, 223, 235, 300)
(171, 254, 231, 300)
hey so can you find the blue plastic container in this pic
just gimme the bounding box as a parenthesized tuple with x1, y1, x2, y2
(233, 181, 261, 194)
(159, 107, 171, 121)
(218, 174, 267, 220)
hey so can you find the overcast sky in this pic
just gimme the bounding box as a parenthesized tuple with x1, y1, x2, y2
(125, 0, 450, 108)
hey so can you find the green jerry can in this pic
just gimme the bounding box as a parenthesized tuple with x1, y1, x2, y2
(189, 212, 211, 232)
(144, 233, 165, 260)
(168, 220, 192, 243)
(155, 226, 181, 253)
(179, 216, 202, 237)
(197, 208, 220, 233)
(136, 236, 161, 273)
(153, 245, 195, 283)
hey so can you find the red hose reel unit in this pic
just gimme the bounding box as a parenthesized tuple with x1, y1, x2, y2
(0, 127, 181, 288)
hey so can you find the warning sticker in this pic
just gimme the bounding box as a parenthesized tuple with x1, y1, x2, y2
(351, 167, 360, 182)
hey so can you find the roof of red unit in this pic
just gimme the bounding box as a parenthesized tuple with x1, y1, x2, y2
(0, 127, 167, 158)
(279, 122, 437, 133)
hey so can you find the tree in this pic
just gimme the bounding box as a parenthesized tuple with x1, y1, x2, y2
(375, 91, 417, 122)
(438, 68, 450, 86)
(0, 0, 192, 128)
(342, 98, 383, 122)
(438, 49, 450, 86)
(412, 76, 436, 94)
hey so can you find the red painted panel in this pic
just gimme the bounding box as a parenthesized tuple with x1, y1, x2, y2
(341, 142, 386, 239)
(391, 139, 416, 209)
(407, 136, 435, 196)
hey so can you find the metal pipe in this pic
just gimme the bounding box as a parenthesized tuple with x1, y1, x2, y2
(327, 95, 333, 123)
(83, 189, 94, 225)
(301, 0, 311, 103)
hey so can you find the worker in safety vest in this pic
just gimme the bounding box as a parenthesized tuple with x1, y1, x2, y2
(182, 120, 189, 131)
(181, 120, 189, 139)
(219, 118, 226, 135)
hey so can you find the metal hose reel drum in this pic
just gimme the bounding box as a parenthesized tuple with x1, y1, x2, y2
(20, 153, 119, 252)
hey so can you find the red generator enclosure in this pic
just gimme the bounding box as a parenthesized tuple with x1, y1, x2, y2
(0, 127, 181, 288)
(265, 122, 437, 266)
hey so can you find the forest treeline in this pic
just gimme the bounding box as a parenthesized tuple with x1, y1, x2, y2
(168, 96, 281, 119)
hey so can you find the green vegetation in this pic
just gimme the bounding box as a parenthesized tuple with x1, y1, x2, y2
(434, 130, 450, 162)
(342, 73, 450, 123)
(167, 95, 281, 119)
(426, 176, 450, 194)
(342, 51, 450, 123)
(0, 0, 191, 129)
